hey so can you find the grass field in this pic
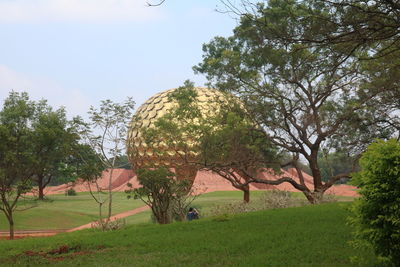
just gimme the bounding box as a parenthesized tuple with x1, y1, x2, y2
(0, 190, 355, 230)
(124, 190, 271, 225)
(0, 202, 376, 266)
(0, 192, 144, 231)
(123, 190, 354, 224)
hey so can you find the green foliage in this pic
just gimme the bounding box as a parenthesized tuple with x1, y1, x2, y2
(84, 97, 135, 170)
(193, 0, 395, 202)
(30, 100, 86, 199)
(350, 139, 400, 265)
(0, 92, 37, 238)
(126, 168, 192, 224)
(81, 97, 135, 221)
(65, 188, 77, 196)
(147, 81, 279, 169)
(318, 150, 357, 182)
(144, 81, 280, 203)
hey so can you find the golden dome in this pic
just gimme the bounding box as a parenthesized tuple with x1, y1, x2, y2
(127, 87, 234, 172)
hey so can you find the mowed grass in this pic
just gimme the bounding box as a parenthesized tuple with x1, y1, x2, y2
(0, 192, 144, 231)
(0, 202, 376, 266)
(1, 190, 355, 230)
(124, 190, 354, 224)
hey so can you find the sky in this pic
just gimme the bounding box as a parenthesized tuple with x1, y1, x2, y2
(0, 0, 237, 117)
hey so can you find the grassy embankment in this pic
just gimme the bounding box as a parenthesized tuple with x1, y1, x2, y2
(0, 202, 376, 266)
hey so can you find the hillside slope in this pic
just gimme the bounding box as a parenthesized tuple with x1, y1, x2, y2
(0, 203, 375, 266)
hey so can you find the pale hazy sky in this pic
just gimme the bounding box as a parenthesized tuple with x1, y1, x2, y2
(0, 0, 236, 117)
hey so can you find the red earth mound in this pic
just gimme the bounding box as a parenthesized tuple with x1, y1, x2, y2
(43, 168, 358, 197)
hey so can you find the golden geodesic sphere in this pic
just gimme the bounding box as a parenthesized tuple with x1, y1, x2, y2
(126, 87, 234, 172)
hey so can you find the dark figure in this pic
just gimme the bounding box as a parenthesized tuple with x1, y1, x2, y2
(187, 207, 199, 221)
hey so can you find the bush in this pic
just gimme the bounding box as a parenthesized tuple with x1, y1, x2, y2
(350, 139, 400, 265)
(65, 188, 77, 196)
(260, 190, 293, 209)
(209, 202, 258, 217)
(126, 168, 194, 224)
(91, 218, 126, 231)
(320, 193, 338, 203)
(208, 190, 308, 218)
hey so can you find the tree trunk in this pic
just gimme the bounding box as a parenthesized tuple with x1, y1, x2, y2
(303, 190, 324, 204)
(37, 175, 45, 200)
(243, 185, 250, 203)
(99, 202, 105, 230)
(38, 184, 45, 200)
(159, 211, 170, 224)
(107, 168, 114, 220)
(8, 214, 14, 240)
(309, 150, 323, 189)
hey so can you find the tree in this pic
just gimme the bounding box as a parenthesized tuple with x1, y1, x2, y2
(219, 0, 400, 54)
(73, 143, 107, 228)
(194, 0, 392, 203)
(143, 82, 280, 203)
(82, 98, 135, 221)
(126, 168, 192, 224)
(0, 92, 36, 239)
(220, 0, 400, 137)
(350, 139, 400, 265)
(30, 102, 82, 200)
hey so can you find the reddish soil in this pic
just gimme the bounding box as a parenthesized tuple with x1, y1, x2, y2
(66, 205, 150, 232)
(20, 245, 95, 262)
(42, 168, 358, 197)
(0, 230, 63, 239)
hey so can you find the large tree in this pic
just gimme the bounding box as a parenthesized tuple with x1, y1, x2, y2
(30, 102, 82, 200)
(0, 92, 36, 239)
(144, 82, 280, 203)
(194, 0, 393, 203)
(219, 0, 400, 136)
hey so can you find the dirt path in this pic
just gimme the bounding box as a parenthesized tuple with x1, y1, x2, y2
(0, 230, 66, 239)
(0, 205, 150, 239)
(66, 205, 150, 232)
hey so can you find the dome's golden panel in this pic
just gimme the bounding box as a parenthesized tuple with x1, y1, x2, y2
(127, 87, 239, 173)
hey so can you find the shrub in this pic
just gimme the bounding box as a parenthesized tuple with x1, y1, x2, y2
(320, 193, 338, 203)
(260, 190, 292, 209)
(209, 201, 258, 217)
(208, 190, 308, 218)
(65, 188, 77, 196)
(126, 168, 194, 224)
(350, 139, 400, 265)
(91, 218, 126, 231)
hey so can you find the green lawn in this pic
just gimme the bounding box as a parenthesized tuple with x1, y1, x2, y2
(1, 190, 355, 230)
(124, 190, 354, 224)
(0, 202, 377, 266)
(0, 192, 144, 231)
